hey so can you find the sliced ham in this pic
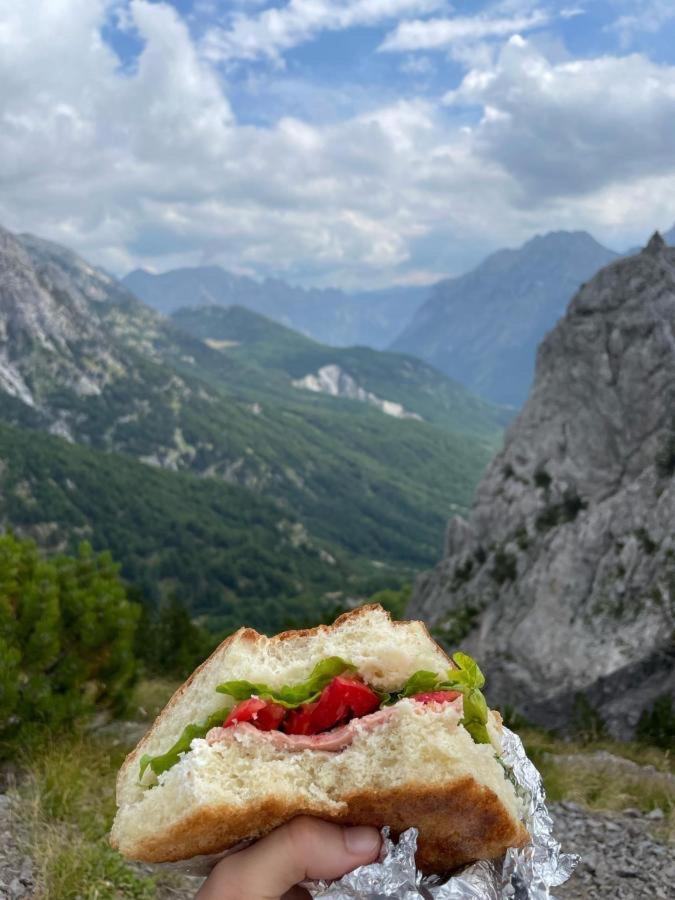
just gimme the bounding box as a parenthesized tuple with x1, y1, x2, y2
(205, 696, 463, 753)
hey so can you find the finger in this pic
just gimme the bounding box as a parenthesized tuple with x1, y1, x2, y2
(196, 817, 381, 900)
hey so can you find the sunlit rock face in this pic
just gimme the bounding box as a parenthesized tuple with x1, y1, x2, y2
(408, 233, 675, 738)
(0, 226, 220, 474)
(293, 364, 422, 420)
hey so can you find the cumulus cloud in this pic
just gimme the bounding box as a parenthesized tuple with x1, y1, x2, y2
(444, 37, 675, 198)
(202, 0, 444, 64)
(560, 6, 585, 19)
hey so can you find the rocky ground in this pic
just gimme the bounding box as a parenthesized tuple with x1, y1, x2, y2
(551, 802, 673, 899)
(0, 791, 33, 900)
(2, 790, 672, 898)
(0, 787, 202, 900)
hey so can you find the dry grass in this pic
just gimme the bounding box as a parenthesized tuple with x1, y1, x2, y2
(13, 736, 157, 899)
(519, 727, 674, 774)
(9, 679, 188, 899)
(519, 727, 674, 841)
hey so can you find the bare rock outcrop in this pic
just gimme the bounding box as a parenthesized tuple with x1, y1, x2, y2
(409, 234, 675, 737)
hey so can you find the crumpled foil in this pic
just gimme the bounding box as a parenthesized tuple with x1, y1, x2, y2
(304, 728, 579, 899)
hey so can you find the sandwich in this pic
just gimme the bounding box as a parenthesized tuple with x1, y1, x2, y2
(110, 605, 528, 873)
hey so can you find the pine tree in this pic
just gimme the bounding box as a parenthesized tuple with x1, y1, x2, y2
(0, 533, 140, 738)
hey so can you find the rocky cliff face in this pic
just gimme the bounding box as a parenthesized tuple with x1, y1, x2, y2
(0, 227, 207, 449)
(408, 233, 675, 737)
(0, 227, 126, 407)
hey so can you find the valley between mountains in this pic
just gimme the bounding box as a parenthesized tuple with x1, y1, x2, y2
(0, 224, 506, 632)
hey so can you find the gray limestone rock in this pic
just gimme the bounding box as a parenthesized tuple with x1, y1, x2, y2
(408, 234, 675, 736)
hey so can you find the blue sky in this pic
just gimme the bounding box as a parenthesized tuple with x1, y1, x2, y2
(2, 0, 675, 287)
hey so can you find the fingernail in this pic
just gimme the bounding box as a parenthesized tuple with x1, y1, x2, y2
(344, 826, 381, 855)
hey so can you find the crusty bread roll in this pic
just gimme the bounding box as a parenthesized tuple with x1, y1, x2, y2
(110, 605, 528, 873)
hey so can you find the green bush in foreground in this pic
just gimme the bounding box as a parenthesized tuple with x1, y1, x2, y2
(0, 533, 140, 744)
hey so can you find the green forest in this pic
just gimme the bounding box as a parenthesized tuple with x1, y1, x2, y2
(0, 423, 416, 634)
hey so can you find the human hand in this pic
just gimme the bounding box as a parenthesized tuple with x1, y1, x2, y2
(196, 816, 381, 899)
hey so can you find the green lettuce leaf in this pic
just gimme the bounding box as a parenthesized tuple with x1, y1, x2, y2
(139, 658, 356, 783)
(444, 652, 486, 690)
(438, 652, 490, 744)
(383, 653, 490, 744)
(216, 656, 356, 709)
(380, 669, 442, 704)
(400, 669, 443, 697)
(139, 706, 231, 780)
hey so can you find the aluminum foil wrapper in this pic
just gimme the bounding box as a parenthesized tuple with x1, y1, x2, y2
(304, 728, 578, 899)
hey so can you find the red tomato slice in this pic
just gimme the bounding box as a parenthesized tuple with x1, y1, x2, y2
(412, 691, 462, 704)
(284, 676, 380, 735)
(253, 701, 287, 731)
(283, 701, 319, 735)
(224, 697, 266, 727)
(333, 676, 381, 717)
(224, 697, 287, 730)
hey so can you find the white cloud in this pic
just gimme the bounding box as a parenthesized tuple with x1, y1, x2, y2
(399, 54, 435, 75)
(201, 0, 444, 64)
(444, 37, 675, 198)
(1, 2, 675, 289)
(379, 10, 549, 52)
(560, 6, 585, 19)
(610, 0, 675, 45)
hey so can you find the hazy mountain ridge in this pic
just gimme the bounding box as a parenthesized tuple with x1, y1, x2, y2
(171, 304, 512, 440)
(125, 265, 428, 349)
(391, 231, 619, 406)
(408, 233, 675, 737)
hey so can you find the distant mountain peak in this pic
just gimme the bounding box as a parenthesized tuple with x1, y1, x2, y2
(643, 230, 666, 256)
(524, 228, 600, 247)
(391, 228, 618, 406)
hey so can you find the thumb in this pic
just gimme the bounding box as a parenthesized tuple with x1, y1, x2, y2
(196, 816, 381, 900)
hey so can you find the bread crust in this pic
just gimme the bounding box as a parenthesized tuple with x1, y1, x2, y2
(117, 605, 448, 795)
(112, 606, 529, 875)
(112, 775, 528, 874)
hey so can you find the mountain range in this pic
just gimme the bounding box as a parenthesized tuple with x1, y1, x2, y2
(125, 230, 636, 409)
(136, 227, 675, 412)
(0, 225, 505, 631)
(391, 231, 619, 407)
(408, 233, 675, 737)
(124, 266, 427, 350)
